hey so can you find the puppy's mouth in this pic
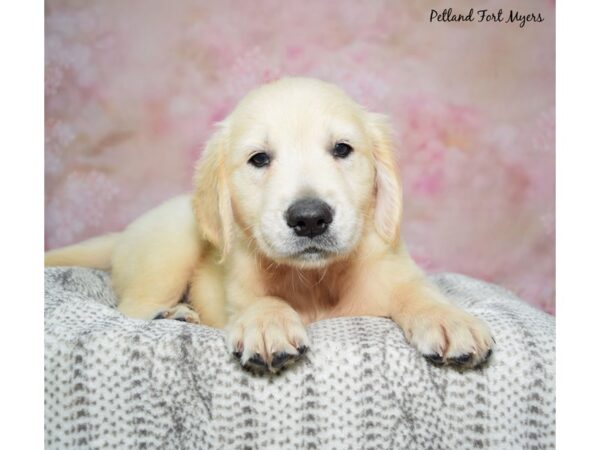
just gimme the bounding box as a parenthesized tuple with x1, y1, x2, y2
(301, 246, 325, 254)
(288, 240, 341, 262)
(295, 246, 330, 257)
(287, 246, 332, 266)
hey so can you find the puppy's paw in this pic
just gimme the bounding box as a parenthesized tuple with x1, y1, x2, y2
(401, 306, 494, 369)
(227, 307, 310, 374)
(153, 304, 201, 324)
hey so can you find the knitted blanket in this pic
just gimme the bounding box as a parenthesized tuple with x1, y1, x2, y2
(44, 267, 555, 449)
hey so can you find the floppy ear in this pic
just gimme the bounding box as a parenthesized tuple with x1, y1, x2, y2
(192, 125, 234, 259)
(368, 113, 403, 248)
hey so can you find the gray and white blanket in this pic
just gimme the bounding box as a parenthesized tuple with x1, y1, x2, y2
(45, 267, 555, 449)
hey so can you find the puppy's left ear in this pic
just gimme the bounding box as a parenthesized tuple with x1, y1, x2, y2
(367, 113, 403, 248)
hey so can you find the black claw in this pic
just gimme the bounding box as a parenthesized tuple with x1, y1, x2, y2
(424, 353, 444, 365)
(173, 317, 187, 322)
(232, 351, 242, 360)
(297, 345, 308, 356)
(152, 313, 167, 320)
(473, 349, 494, 369)
(242, 353, 268, 373)
(248, 353, 268, 367)
(448, 353, 473, 366)
(271, 352, 295, 369)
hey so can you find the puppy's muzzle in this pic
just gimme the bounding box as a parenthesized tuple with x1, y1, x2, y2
(285, 198, 333, 238)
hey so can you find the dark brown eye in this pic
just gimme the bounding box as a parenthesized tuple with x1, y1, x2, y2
(248, 152, 270, 168)
(332, 142, 353, 158)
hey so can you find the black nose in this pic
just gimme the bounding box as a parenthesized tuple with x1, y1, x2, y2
(286, 198, 333, 238)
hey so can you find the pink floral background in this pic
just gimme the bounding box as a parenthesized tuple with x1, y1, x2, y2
(45, 0, 555, 314)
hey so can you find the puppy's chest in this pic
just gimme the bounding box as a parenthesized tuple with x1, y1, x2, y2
(264, 270, 347, 322)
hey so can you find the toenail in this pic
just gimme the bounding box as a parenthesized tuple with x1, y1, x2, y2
(424, 353, 444, 365)
(448, 353, 473, 365)
(271, 352, 294, 369)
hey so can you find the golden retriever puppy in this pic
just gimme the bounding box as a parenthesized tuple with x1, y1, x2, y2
(46, 77, 493, 373)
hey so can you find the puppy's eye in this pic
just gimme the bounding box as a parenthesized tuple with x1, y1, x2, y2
(332, 142, 353, 159)
(248, 152, 271, 168)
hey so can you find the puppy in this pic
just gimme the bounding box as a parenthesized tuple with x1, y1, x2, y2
(46, 77, 493, 373)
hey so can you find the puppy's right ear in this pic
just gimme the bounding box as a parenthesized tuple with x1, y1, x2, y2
(192, 125, 234, 259)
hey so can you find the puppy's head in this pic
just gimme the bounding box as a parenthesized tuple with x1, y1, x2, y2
(193, 77, 402, 268)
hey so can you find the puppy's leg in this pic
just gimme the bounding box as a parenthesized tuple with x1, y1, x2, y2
(352, 242, 494, 368)
(187, 255, 228, 328)
(111, 195, 203, 322)
(226, 297, 310, 374)
(389, 276, 494, 368)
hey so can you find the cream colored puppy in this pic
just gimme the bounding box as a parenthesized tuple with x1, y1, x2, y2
(46, 77, 493, 373)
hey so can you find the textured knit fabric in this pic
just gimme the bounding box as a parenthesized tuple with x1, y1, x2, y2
(45, 267, 555, 449)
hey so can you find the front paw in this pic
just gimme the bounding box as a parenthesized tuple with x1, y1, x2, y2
(401, 306, 494, 368)
(227, 306, 310, 374)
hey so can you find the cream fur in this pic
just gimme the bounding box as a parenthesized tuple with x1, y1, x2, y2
(45, 77, 493, 372)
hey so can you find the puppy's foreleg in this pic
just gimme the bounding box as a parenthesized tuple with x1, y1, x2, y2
(389, 273, 494, 368)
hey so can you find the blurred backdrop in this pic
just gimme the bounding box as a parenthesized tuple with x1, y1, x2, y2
(45, 0, 555, 313)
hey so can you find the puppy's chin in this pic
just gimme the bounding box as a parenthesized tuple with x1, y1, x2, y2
(283, 248, 337, 269)
(266, 252, 338, 270)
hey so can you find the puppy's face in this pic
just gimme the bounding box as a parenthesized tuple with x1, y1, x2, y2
(194, 78, 402, 268)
